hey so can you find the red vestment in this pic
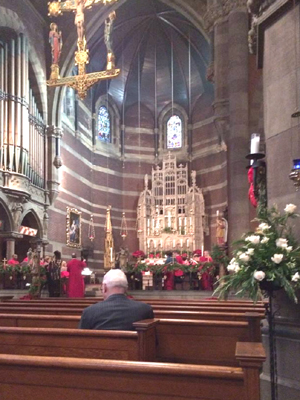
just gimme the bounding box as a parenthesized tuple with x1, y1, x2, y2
(67, 258, 85, 298)
(8, 259, 19, 265)
(199, 256, 213, 290)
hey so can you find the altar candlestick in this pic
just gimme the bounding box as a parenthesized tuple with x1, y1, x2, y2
(154, 240, 157, 249)
(110, 247, 113, 262)
(180, 239, 183, 248)
(201, 245, 204, 256)
(147, 219, 150, 227)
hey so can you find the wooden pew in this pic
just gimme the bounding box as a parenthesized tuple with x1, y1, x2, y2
(0, 312, 261, 367)
(0, 321, 157, 362)
(0, 301, 265, 313)
(134, 314, 261, 367)
(0, 342, 266, 400)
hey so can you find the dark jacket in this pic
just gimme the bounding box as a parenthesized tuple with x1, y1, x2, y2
(78, 294, 154, 330)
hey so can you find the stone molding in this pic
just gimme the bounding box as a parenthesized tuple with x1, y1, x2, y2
(204, 0, 248, 30)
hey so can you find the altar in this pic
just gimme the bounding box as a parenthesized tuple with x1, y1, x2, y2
(136, 153, 206, 255)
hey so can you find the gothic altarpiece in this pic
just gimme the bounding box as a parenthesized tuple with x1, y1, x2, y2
(137, 154, 205, 255)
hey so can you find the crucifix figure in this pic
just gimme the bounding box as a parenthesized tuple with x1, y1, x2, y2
(47, 0, 120, 99)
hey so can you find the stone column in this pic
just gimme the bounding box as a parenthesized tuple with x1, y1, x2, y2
(46, 125, 63, 204)
(227, 3, 250, 244)
(6, 239, 15, 260)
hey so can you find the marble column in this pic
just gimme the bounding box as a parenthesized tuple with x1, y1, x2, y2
(227, 6, 250, 244)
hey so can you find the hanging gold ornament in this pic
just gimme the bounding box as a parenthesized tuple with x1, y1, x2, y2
(120, 212, 128, 240)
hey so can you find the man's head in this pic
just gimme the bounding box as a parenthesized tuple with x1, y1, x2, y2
(102, 269, 128, 300)
(13, 254, 18, 260)
(71, 253, 76, 258)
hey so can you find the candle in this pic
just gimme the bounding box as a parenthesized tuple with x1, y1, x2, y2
(147, 219, 150, 227)
(110, 247, 113, 262)
(184, 217, 187, 226)
(160, 239, 162, 247)
(180, 239, 183, 248)
(187, 239, 189, 248)
(201, 245, 204, 255)
(216, 210, 219, 217)
(154, 240, 157, 249)
(250, 133, 260, 154)
(147, 240, 150, 248)
(179, 217, 181, 227)
(190, 217, 192, 226)
(173, 239, 175, 248)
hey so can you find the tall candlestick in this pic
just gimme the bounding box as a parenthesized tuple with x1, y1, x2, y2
(201, 245, 204, 256)
(180, 239, 183, 248)
(154, 240, 157, 249)
(110, 247, 113, 262)
(250, 133, 260, 154)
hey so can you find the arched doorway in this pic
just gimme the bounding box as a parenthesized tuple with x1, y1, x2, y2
(15, 211, 43, 262)
(0, 201, 13, 260)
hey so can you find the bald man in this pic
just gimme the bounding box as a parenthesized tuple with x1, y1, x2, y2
(79, 269, 153, 330)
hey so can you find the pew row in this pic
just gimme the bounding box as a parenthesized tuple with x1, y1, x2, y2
(0, 321, 157, 362)
(0, 314, 261, 366)
(0, 342, 266, 400)
(0, 301, 265, 313)
(0, 306, 265, 320)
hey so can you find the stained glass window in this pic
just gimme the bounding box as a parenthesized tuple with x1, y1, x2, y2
(167, 115, 182, 149)
(98, 106, 111, 142)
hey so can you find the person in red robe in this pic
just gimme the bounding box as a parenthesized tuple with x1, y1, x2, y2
(199, 250, 213, 290)
(67, 253, 85, 298)
(164, 251, 174, 290)
(7, 254, 19, 265)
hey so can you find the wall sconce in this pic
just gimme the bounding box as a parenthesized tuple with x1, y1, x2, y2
(289, 159, 300, 190)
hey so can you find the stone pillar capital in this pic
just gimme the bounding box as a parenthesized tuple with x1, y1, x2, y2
(204, 0, 248, 30)
(46, 125, 63, 139)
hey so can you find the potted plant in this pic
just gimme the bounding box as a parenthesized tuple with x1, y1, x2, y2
(214, 204, 300, 303)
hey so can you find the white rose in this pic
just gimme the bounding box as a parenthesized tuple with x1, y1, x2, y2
(253, 271, 266, 281)
(292, 272, 300, 282)
(246, 248, 255, 255)
(284, 204, 297, 214)
(261, 237, 269, 244)
(276, 238, 288, 248)
(227, 262, 240, 273)
(245, 235, 260, 244)
(271, 254, 284, 264)
(286, 246, 293, 253)
(258, 223, 271, 232)
(239, 253, 250, 262)
(229, 257, 236, 265)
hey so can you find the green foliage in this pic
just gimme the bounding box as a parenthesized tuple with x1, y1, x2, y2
(214, 204, 300, 303)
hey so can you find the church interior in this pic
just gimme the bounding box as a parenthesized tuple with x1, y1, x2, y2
(0, 0, 300, 399)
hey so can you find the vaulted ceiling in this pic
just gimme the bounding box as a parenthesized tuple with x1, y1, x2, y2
(30, 0, 211, 117)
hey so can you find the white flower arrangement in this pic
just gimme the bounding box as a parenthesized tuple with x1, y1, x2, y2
(214, 204, 300, 302)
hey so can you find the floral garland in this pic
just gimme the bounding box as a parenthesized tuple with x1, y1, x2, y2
(125, 261, 214, 275)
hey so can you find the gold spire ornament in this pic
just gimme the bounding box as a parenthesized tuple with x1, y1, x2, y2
(88, 214, 95, 241)
(104, 206, 115, 269)
(47, 0, 120, 100)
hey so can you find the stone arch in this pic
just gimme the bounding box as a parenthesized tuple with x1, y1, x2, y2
(0, 6, 48, 122)
(20, 209, 43, 239)
(0, 198, 13, 232)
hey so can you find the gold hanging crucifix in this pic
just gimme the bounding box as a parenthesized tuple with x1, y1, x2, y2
(47, 0, 120, 100)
